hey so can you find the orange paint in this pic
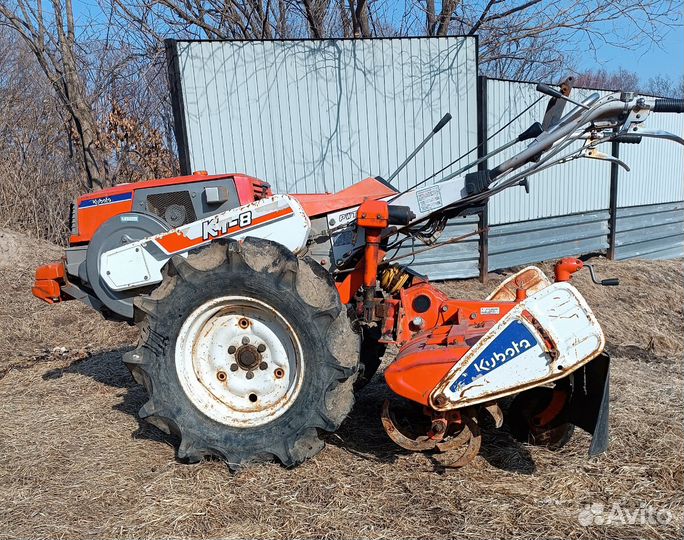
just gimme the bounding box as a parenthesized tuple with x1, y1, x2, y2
(554, 258, 583, 282)
(32, 261, 66, 303)
(292, 177, 396, 217)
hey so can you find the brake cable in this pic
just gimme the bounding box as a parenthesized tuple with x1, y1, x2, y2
(389, 96, 544, 201)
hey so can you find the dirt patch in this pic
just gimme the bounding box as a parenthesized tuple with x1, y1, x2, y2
(0, 230, 681, 539)
(0, 228, 135, 372)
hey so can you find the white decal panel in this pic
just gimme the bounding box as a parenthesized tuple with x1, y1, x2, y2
(430, 282, 605, 410)
(100, 195, 311, 291)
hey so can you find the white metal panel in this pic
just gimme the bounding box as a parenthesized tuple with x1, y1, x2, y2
(175, 38, 478, 195)
(486, 79, 611, 225)
(617, 112, 684, 207)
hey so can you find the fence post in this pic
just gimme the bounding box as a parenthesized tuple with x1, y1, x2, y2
(607, 136, 619, 259)
(165, 39, 192, 176)
(477, 75, 489, 283)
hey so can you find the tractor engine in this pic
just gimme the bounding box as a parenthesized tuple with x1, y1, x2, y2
(33, 172, 272, 319)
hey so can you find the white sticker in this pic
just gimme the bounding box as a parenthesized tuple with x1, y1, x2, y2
(416, 185, 443, 213)
(480, 307, 500, 315)
(120, 215, 139, 222)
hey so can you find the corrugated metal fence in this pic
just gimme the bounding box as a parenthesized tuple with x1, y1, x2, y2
(169, 38, 478, 194)
(168, 37, 483, 278)
(167, 38, 683, 280)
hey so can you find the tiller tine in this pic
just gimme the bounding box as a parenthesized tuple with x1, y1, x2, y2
(381, 399, 482, 468)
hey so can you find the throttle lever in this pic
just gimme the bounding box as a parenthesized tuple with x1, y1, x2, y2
(585, 264, 619, 286)
(536, 82, 589, 110)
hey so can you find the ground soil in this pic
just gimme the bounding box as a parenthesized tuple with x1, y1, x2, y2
(0, 227, 682, 540)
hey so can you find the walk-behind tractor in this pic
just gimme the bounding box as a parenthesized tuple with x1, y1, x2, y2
(34, 82, 684, 468)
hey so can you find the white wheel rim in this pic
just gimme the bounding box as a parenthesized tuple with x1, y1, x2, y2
(175, 296, 304, 427)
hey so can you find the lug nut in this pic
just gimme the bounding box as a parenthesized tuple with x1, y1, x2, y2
(228, 345, 236, 354)
(259, 361, 268, 370)
(257, 343, 266, 353)
(246, 371, 254, 380)
(229, 363, 239, 372)
(242, 336, 250, 345)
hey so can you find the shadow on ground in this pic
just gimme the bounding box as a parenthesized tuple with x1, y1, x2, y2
(43, 350, 536, 473)
(42, 347, 176, 447)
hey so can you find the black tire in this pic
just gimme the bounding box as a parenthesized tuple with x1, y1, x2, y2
(123, 237, 360, 468)
(353, 326, 387, 391)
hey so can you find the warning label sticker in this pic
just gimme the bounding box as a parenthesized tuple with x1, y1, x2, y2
(416, 185, 443, 213)
(480, 307, 500, 315)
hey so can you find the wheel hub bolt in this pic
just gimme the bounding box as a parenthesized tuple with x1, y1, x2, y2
(246, 371, 254, 380)
(228, 345, 236, 354)
(274, 368, 285, 379)
(241, 336, 250, 345)
(229, 363, 239, 372)
(216, 371, 227, 382)
(257, 343, 266, 353)
(259, 361, 268, 370)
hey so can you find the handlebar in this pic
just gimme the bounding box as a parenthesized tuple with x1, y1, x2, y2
(613, 134, 642, 144)
(652, 98, 684, 113)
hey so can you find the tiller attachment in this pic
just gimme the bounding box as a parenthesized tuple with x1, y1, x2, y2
(380, 268, 611, 466)
(381, 400, 482, 467)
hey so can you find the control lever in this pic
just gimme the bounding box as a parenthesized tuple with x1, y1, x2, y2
(385, 113, 452, 185)
(652, 98, 684, 113)
(613, 134, 642, 144)
(536, 83, 590, 110)
(585, 264, 619, 286)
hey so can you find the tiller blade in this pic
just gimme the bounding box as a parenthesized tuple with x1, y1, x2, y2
(381, 399, 488, 468)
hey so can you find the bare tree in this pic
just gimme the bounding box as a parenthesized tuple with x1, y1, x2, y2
(0, 31, 82, 242)
(644, 74, 684, 98)
(425, 0, 459, 36)
(448, 0, 682, 80)
(573, 68, 641, 92)
(0, 0, 107, 189)
(110, 0, 681, 81)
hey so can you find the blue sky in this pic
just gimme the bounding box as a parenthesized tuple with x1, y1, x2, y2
(578, 26, 683, 81)
(71, 1, 683, 82)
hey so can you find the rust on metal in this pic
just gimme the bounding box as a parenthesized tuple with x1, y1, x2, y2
(381, 400, 482, 467)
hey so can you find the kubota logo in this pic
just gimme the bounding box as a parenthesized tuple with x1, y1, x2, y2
(472, 338, 532, 374)
(450, 320, 537, 392)
(90, 197, 112, 205)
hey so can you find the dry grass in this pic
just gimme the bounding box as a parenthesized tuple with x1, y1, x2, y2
(0, 228, 682, 539)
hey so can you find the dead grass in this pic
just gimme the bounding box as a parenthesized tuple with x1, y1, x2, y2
(0, 229, 682, 539)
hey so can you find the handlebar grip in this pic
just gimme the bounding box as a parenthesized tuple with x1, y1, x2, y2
(387, 205, 415, 226)
(613, 134, 642, 144)
(600, 278, 620, 286)
(535, 83, 564, 100)
(652, 98, 684, 113)
(432, 112, 452, 133)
